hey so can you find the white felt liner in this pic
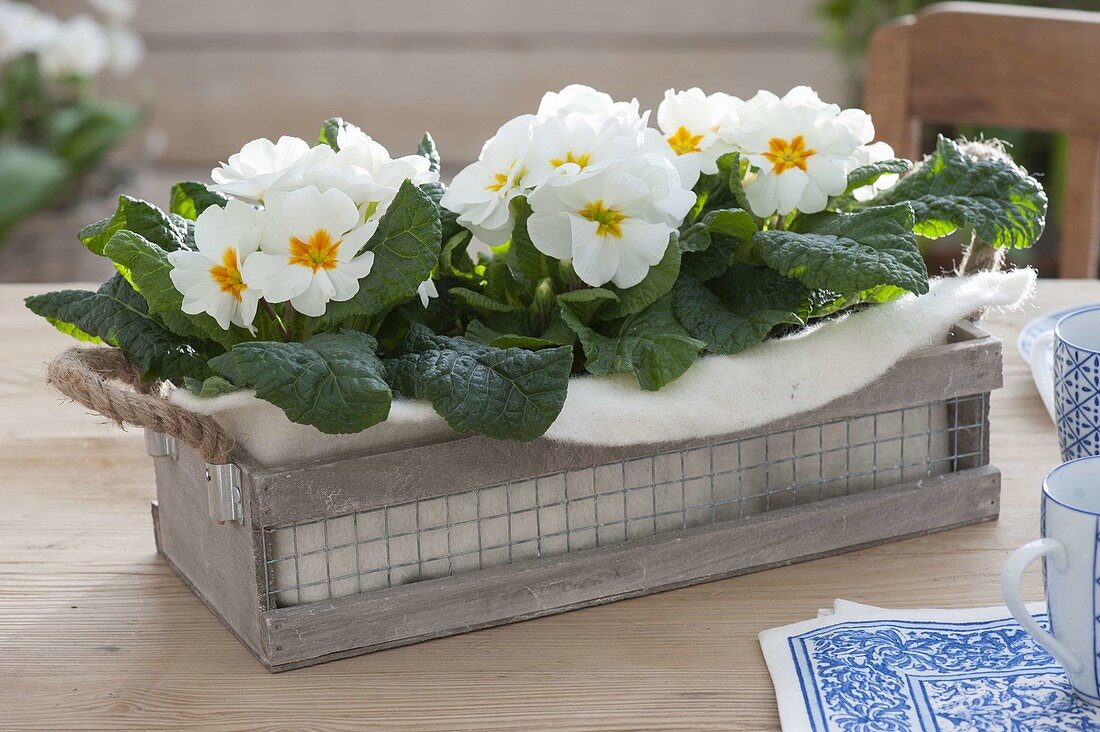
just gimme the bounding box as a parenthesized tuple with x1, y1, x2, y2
(168, 269, 1035, 468)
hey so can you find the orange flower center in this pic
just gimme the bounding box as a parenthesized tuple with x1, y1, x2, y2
(667, 126, 704, 155)
(209, 248, 247, 302)
(762, 135, 815, 174)
(288, 229, 341, 272)
(550, 150, 592, 169)
(579, 200, 626, 239)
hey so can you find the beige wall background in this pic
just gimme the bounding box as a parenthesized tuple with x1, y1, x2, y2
(44, 0, 848, 168)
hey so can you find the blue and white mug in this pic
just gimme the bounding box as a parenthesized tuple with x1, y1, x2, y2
(1055, 307, 1100, 461)
(1003, 457, 1100, 706)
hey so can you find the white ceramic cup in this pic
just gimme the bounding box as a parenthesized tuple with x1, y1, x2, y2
(1003, 456, 1100, 706)
(1053, 307, 1100, 461)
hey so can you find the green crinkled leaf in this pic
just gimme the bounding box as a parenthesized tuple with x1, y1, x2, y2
(80, 196, 189, 256)
(182, 375, 240, 398)
(874, 136, 1046, 249)
(210, 331, 391, 434)
(808, 285, 909, 319)
(451, 286, 520, 313)
(691, 152, 751, 218)
(420, 180, 463, 245)
(319, 180, 442, 326)
(318, 117, 344, 151)
(843, 159, 911, 195)
(466, 320, 559, 350)
(562, 295, 704, 391)
(384, 325, 572, 441)
(679, 208, 755, 253)
(417, 132, 441, 174)
(102, 230, 251, 348)
(602, 239, 681, 320)
(25, 275, 213, 382)
(556, 287, 619, 323)
(170, 181, 229, 221)
(507, 196, 554, 284)
(674, 264, 810, 355)
(755, 204, 928, 296)
(681, 233, 745, 282)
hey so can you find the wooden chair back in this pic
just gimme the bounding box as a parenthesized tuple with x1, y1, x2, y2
(864, 2, 1100, 277)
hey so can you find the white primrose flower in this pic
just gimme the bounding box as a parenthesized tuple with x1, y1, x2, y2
(655, 88, 740, 189)
(211, 136, 312, 203)
(0, 2, 57, 63)
(440, 114, 534, 246)
(536, 84, 645, 130)
(242, 186, 376, 317)
(524, 112, 639, 189)
(416, 278, 438, 308)
(167, 200, 263, 332)
(527, 154, 694, 289)
(266, 144, 390, 235)
(104, 25, 143, 75)
(837, 108, 899, 202)
(727, 87, 861, 217)
(87, 0, 136, 23)
(334, 122, 439, 188)
(37, 14, 110, 78)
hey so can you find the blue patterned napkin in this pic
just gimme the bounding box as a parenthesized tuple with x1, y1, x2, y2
(760, 601, 1100, 731)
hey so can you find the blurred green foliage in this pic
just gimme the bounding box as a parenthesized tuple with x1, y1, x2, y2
(817, 0, 1100, 272)
(0, 53, 143, 242)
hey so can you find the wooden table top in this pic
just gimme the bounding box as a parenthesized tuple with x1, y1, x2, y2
(0, 279, 1091, 731)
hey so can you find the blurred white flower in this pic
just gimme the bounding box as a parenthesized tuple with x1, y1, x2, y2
(211, 136, 311, 203)
(37, 14, 110, 78)
(87, 0, 136, 23)
(0, 2, 57, 63)
(537, 84, 646, 131)
(167, 200, 263, 332)
(416, 278, 438, 307)
(242, 186, 375, 317)
(441, 114, 534, 246)
(655, 88, 740, 189)
(104, 24, 142, 74)
(728, 87, 861, 217)
(527, 154, 693, 288)
(524, 113, 638, 189)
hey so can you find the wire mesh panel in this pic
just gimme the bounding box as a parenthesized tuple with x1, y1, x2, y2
(262, 395, 987, 608)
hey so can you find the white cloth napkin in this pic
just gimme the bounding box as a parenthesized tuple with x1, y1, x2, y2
(759, 600, 1100, 731)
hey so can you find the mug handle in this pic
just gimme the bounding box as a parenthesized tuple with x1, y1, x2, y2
(1002, 538, 1083, 674)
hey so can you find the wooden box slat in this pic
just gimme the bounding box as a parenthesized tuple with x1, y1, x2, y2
(150, 320, 1004, 671)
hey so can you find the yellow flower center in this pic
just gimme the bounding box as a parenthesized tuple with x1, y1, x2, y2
(485, 165, 526, 192)
(762, 135, 815, 174)
(579, 200, 627, 239)
(485, 172, 509, 192)
(209, 248, 247, 302)
(550, 150, 592, 169)
(667, 126, 704, 155)
(288, 229, 341, 272)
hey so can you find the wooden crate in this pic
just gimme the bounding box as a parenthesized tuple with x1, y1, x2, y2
(149, 319, 1001, 671)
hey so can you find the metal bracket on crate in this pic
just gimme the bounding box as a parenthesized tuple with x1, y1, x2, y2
(143, 429, 177, 459)
(206, 463, 243, 524)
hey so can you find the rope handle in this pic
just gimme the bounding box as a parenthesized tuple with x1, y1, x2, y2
(46, 347, 235, 464)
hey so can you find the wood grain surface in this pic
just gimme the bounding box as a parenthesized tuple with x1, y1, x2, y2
(37, 0, 845, 166)
(0, 280, 1091, 730)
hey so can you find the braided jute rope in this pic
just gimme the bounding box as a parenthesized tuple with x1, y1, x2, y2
(47, 347, 235, 464)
